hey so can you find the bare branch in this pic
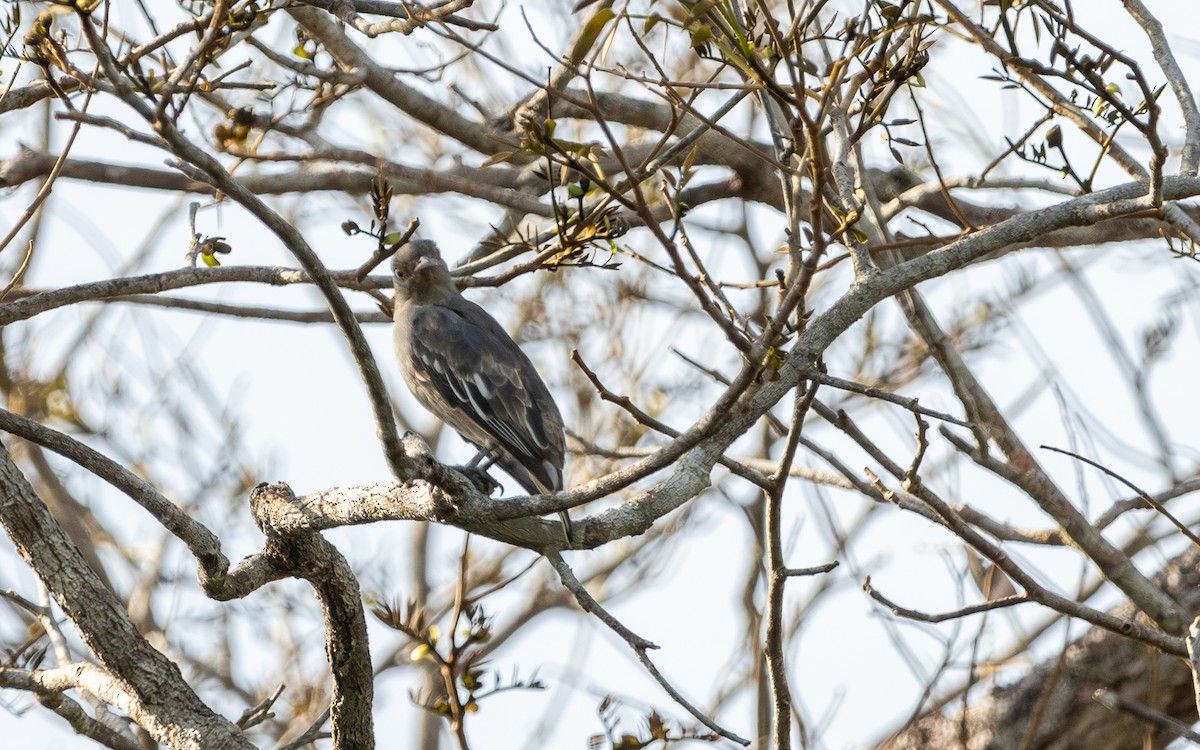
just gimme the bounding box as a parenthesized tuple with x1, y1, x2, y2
(546, 552, 749, 746)
(0, 441, 254, 749)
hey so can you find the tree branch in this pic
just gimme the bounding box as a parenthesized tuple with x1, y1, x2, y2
(0, 440, 254, 750)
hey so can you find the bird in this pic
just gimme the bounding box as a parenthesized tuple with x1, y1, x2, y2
(391, 239, 572, 542)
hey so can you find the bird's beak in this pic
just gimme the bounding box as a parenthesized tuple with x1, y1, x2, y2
(414, 256, 438, 273)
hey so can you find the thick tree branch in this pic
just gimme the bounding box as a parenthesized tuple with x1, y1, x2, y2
(0, 409, 246, 603)
(288, 6, 510, 155)
(251, 484, 374, 749)
(0, 440, 255, 750)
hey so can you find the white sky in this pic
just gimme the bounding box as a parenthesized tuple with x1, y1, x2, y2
(1, 1, 1199, 748)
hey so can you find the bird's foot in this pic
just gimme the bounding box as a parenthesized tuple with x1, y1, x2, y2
(453, 464, 502, 495)
(467, 449, 498, 472)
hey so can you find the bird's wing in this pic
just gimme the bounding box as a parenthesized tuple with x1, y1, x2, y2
(406, 301, 564, 492)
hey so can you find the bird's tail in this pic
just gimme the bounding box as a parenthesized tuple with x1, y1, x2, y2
(558, 510, 573, 545)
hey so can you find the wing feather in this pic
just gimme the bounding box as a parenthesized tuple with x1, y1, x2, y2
(405, 300, 564, 493)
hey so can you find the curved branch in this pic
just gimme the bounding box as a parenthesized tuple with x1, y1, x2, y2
(883, 546, 1200, 749)
(0, 409, 229, 584)
(1124, 0, 1200, 175)
(0, 440, 255, 750)
(288, 5, 511, 156)
(0, 266, 387, 326)
(0, 664, 142, 750)
(546, 552, 749, 746)
(79, 12, 409, 483)
(251, 485, 374, 749)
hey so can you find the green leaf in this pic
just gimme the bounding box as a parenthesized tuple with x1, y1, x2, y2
(567, 7, 615, 65)
(479, 151, 515, 168)
(681, 145, 698, 173)
(687, 23, 714, 51)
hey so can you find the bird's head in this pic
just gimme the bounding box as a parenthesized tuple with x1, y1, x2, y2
(392, 239, 456, 303)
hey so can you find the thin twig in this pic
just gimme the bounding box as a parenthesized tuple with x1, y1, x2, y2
(545, 553, 749, 745)
(1041, 445, 1200, 550)
(864, 576, 1030, 623)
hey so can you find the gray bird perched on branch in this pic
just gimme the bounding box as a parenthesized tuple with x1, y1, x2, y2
(391, 239, 571, 542)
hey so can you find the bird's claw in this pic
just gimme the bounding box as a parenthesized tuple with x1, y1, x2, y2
(453, 464, 502, 495)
